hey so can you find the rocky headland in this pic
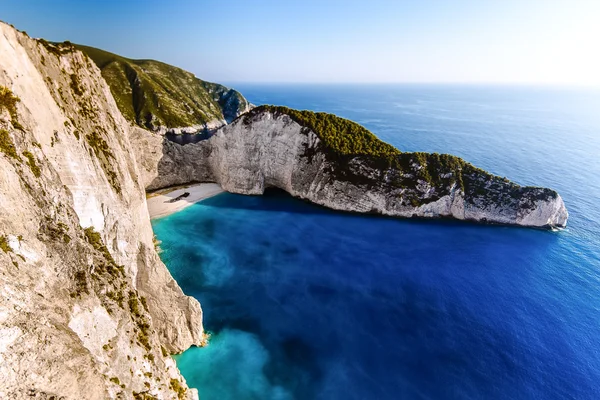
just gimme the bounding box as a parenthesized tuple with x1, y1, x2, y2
(135, 106, 568, 229)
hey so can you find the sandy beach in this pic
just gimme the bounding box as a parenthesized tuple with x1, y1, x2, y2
(146, 183, 224, 219)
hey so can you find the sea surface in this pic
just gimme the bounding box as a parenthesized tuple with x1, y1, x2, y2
(152, 84, 600, 400)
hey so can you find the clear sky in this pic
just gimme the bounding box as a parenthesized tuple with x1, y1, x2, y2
(1, 0, 599, 85)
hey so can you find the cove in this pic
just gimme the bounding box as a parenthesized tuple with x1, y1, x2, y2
(152, 189, 600, 400)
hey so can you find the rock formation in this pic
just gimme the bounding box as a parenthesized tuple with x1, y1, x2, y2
(134, 107, 567, 229)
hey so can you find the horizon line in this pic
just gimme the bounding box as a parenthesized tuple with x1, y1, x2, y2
(222, 81, 600, 89)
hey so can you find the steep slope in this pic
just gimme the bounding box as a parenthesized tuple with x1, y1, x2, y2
(133, 106, 567, 229)
(0, 23, 201, 399)
(75, 44, 251, 133)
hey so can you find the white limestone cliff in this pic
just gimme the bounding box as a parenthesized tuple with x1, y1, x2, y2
(134, 110, 568, 229)
(0, 23, 201, 399)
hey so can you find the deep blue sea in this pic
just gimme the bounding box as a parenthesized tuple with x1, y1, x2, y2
(152, 84, 600, 400)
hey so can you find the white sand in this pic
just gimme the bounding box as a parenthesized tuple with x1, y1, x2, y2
(146, 183, 224, 219)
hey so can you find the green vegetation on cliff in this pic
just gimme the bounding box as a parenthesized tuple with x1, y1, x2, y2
(0, 235, 11, 253)
(257, 105, 401, 159)
(0, 129, 21, 161)
(22, 151, 41, 178)
(84, 227, 125, 278)
(37, 39, 75, 58)
(251, 105, 465, 176)
(169, 379, 187, 400)
(0, 86, 23, 130)
(251, 106, 556, 207)
(75, 44, 248, 130)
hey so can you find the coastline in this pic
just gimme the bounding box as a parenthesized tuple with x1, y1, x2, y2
(146, 183, 224, 219)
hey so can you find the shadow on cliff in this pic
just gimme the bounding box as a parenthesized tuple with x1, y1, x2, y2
(147, 136, 332, 217)
(147, 134, 214, 192)
(196, 189, 566, 235)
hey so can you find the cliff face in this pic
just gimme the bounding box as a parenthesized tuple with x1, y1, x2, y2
(136, 108, 567, 229)
(0, 23, 201, 399)
(75, 44, 251, 134)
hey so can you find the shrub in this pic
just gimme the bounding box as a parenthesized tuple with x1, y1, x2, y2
(42, 217, 70, 243)
(85, 130, 113, 160)
(107, 290, 125, 308)
(22, 151, 41, 177)
(37, 39, 74, 57)
(72, 270, 89, 297)
(0, 235, 11, 253)
(0, 86, 23, 130)
(138, 330, 151, 350)
(84, 227, 117, 266)
(169, 379, 186, 400)
(133, 392, 158, 400)
(128, 294, 141, 318)
(133, 306, 152, 351)
(70, 74, 84, 96)
(84, 130, 121, 194)
(0, 129, 21, 161)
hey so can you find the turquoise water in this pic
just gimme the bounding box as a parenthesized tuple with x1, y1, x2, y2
(152, 85, 600, 399)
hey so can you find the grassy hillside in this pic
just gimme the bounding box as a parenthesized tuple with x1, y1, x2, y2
(76, 44, 249, 131)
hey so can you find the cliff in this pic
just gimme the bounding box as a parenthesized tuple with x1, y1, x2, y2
(135, 106, 567, 229)
(75, 44, 251, 134)
(0, 23, 202, 399)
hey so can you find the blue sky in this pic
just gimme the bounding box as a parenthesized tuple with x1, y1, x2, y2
(2, 0, 599, 85)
